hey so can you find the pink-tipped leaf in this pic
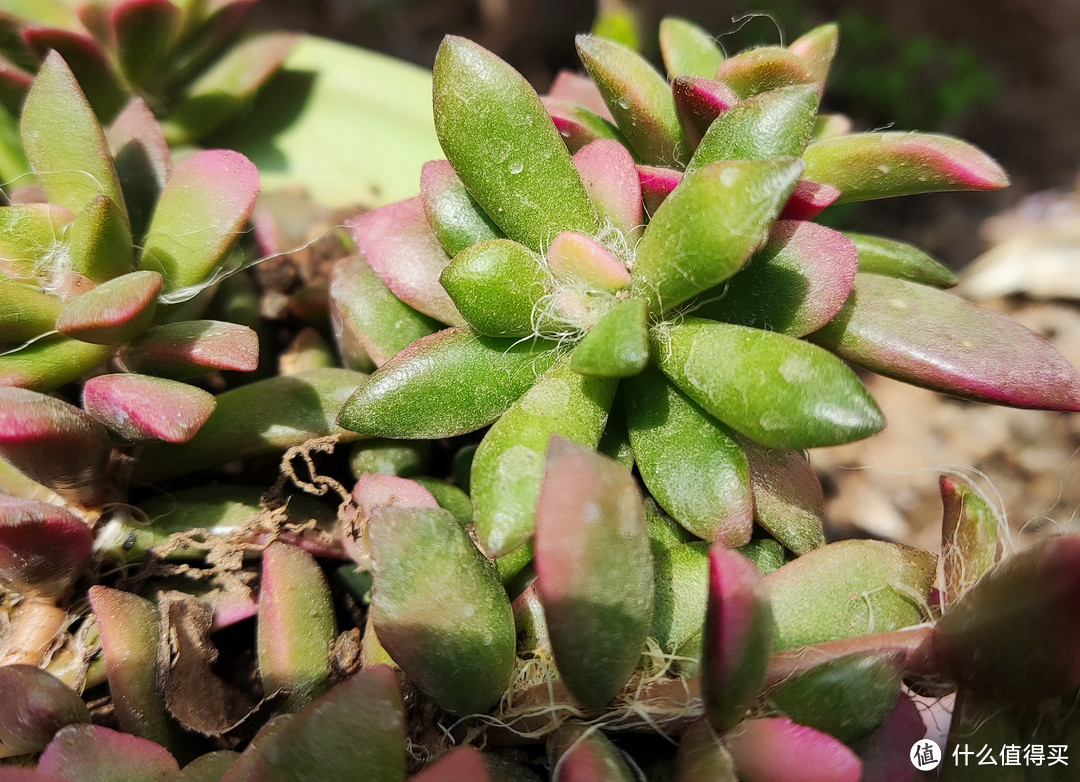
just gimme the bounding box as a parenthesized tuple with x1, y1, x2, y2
(37, 724, 179, 782)
(812, 272, 1080, 411)
(788, 23, 839, 92)
(106, 97, 171, 236)
(803, 132, 1009, 203)
(55, 269, 161, 344)
(119, 320, 258, 379)
(83, 373, 215, 443)
(534, 436, 653, 709)
(716, 46, 816, 99)
(778, 180, 841, 221)
(572, 139, 643, 240)
(547, 723, 637, 781)
(542, 97, 628, 155)
(420, 159, 502, 257)
(671, 76, 738, 146)
(547, 69, 615, 120)
(726, 718, 862, 782)
(851, 694, 926, 782)
(410, 746, 491, 782)
(940, 474, 1000, 607)
(637, 164, 682, 215)
(545, 230, 629, 290)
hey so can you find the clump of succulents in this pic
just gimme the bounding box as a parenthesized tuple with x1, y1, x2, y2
(0, 0, 295, 145)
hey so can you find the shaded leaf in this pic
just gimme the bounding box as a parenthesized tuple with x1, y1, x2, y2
(420, 159, 501, 256)
(37, 725, 179, 782)
(674, 719, 737, 782)
(67, 194, 134, 283)
(851, 694, 926, 782)
(547, 723, 636, 781)
(440, 239, 549, 337)
(0, 498, 93, 599)
(0, 335, 111, 392)
(106, 97, 172, 237)
(546, 69, 613, 120)
(0, 665, 89, 755)
(940, 474, 1000, 607)
(778, 179, 841, 221)
(726, 718, 862, 782)
(112, 0, 182, 88)
(542, 97, 629, 156)
(119, 320, 259, 379)
(0, 280, 60, 342)
(671, 76, 738, 147)
(742, 440, 825, 555)
(649, 540, 708, 655)
(410, 746, 490, 782)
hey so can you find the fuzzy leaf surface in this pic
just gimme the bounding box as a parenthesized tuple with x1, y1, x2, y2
(843, 232, 956, 287)
(440, 239, 548, 337)
(55, 270, 161, 344)
(420, 159, 502, 256)
(659, 17, 725, 79)
(570, 296, 649, 378)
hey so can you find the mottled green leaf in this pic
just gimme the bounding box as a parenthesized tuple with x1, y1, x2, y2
(0, 335, 111, 392)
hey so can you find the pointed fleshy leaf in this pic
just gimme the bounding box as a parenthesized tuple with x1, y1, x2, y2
(349, 196, 463, 325)
(625, 364, 752, 544)
(330, 255, 439, 367)
(534, 437, 653, 708)
(440, 239, 549, 338)
(84, 373, 215, 443)
(812, 272, 1080, 411)
(370, 506, 515, 714)
(547, 69, 613, 119)
(767, 540, 936, 650)
(716, 46, 816, 99)
(420, 159, 502, 256)
(346, 472, 438, 564)
(161, 32, 298, 143)
(803, 133, 1009, 203)
(119, 320, 259, 379)
(542, 97, 629, 155)
(411, 746, 491, 782)
(0, 388, 110, 506)
(0, 498, 91, 599)
(631, 158, 803, 314)
(547, 723, 636, 781)
(218, 715, 293, 782)
(812, 112, 852, 140)
(659, 17, 725, 79)
(434, 36, 598, 251)
(55, 270, 161, 344)
(777, 179, 840, 221)
(21, 27, 126, 120)
(412, 477, 472, 526)
(674, 719, 737, 782)
(38, 725, 179, 782)
(649, 540, 709, 655)
(111, 0, 183, 87)
(0, 665, 89, 756)
(545, 230, 629, 290)
(472, 357, 615, 558)
(0, 336, 111, 392)
(258, 542, 336, 711)
(690, 220, 858, 337)
(935, 535, 1080, 701)
(765, 651, 904, 743)
(338, 327, 559, 439)
(576, 34, 690, 167)
(843, 231, 956, 287)
(671, 76, 738, 147)
(655, 317, 883, 449)
(0, 203, 73, 282)
(851, 694, 926, 782)
(140, 149, 259, 292)
(687, 85, 819, 174)
(637, 164, 681, 215)
(176, 751, 240, 782)
(136, 368, 366, 481)
(702, 545, 772, 732)
(19, 52, 127, 219)
(243, 666, 405, 782)
(571, 297, 648, 378)
(67, 195, 134, 283)
(106, 98, 172, 238)
(940, 475, 1000, 607)
(0, 280, 60, 342)
(572, 139, 643, 239)
(788, 23, 839, 91)
(742, 440, 825, 555)
(726, 718, 862, 782)
(88, 586, 176, 747)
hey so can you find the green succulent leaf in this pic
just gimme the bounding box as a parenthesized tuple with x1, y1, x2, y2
(803, 132, 1009, 203)
(674, 720, 737, 782)
(570, 296, 649, 378)
(659, 17, 725, 79)
(650, 540, 709, 655)
(843, 231, 957, 287)
(433, 36, 598, 251)
(767, 539, 936, 650)
(742, 440, 825, 555)
(940, 474, 1000, 607)
(812, 272, 1080, 411)
(690, 220, 858, 338)
(545, 230, 629, 290)
(339, 327, 560, 439)
(330, 255, 440, 367)
(576, 33, 690, 167)
(176, 751, 240, 782)
(22, 27, 127, 120)
(766, 651, 904, 743)
(788, 23, 840, 91)
(631, 158, 803, 314)
(671, 76, 739, 147)
(140, 149, 259, 292)
(0, 665, 90, 756)
(440, 239, 550, 337)
(624, 364, 752, 544)
(112, 0, 183, 89)
(67, 194, 134, 283)
(655, 317, 884, 449)
(547, 723, 638, 781)
(0, 335, 112, 392)
(420, 159, 503, 256)
(716, 46, 816, 99)
(0, 203, 73, 282)
(55, 269, 161, 344)
(472, 354, 616, 557)
(20, 52, 127, 219)
(0, 280, 61, 342)
(687, 85, 819, 173)
(535, 437, 653, 709)
(370, 506, 516, 714)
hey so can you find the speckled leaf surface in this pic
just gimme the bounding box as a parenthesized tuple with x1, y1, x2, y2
(472, 355, 615, 558)
(440, 239, 549, 337)
(119, 320, 258, 380)
(434, 36, 598, 251)
(659, 17, 725, 79)
(420, 159, 502, 256)
(534, 437, 653, 709)
(649, 540, 709, 655)
(742, 440, 825, 555)
(370, 506, 515, 714)
(338, 327, 559, 439)
(624, 364, 752, 544)
(82, 373, 215, 443)
(843, 232, 956, 287)
(655, 317, 883, 449)
(812, 272, 1080, 411)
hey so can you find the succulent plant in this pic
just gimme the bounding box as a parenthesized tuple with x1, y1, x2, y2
(0, 0, 295, 147)
(334, 18, 1080, 580)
